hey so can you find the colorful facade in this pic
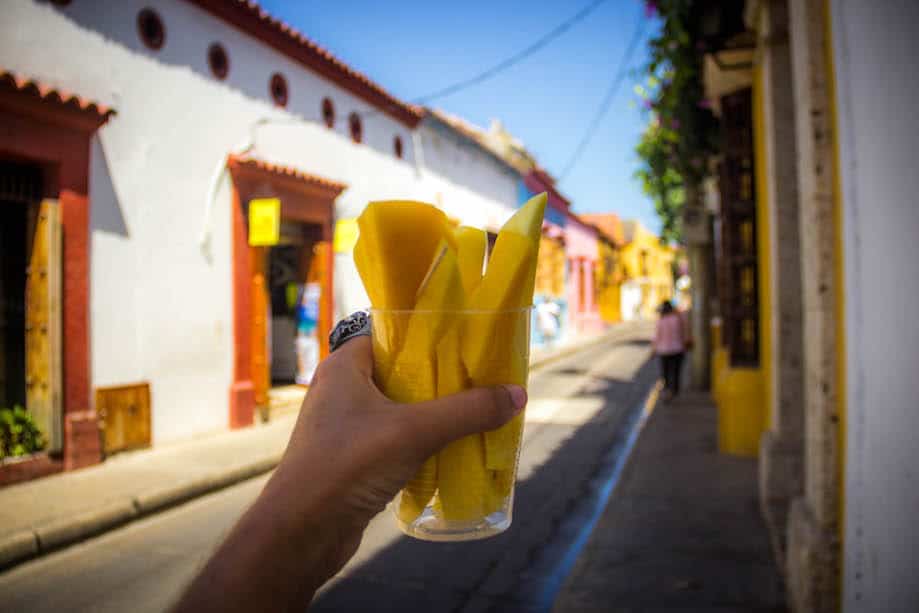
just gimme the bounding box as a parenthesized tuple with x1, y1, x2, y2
(520, 171, 571, 348)
(618, 221, 675, 320)
(695, 1, 919, 609)
(582, 213, 626, 324)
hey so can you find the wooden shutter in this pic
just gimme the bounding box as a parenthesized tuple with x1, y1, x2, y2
(718, 89, 759, 366)
(25, 199, 63, 451)
(96, 383, 151, 454)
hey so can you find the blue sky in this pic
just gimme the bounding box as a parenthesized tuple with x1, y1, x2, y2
(260, 0, 662, 231)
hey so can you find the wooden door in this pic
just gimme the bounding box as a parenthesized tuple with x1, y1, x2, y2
(96, 383, 150, 454)
(307, 241, 332, 360)
(25, 199, 62, 451)
(250, 246, 270, 407)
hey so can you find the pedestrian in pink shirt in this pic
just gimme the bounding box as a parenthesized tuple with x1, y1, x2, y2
(653, 300, 691, 399)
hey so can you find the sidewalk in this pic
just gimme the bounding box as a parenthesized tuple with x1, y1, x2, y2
(0, 322, 645, 570)
(553, 392, 786, 612)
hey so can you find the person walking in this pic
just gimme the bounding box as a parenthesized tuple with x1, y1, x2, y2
(653, 300, 690, 400)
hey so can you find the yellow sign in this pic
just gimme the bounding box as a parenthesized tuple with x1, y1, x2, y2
(248, 198, 280, 246)
(333, 218, 359, 253)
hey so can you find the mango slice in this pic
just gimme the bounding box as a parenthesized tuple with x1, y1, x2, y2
(453, 226, 487, 295)
(434, 328, 490, 521)
(462, 193, 546, 471)
(484, 468, 516, 515)
(387, 241, 465, 524)
(355, 201, 450, 310)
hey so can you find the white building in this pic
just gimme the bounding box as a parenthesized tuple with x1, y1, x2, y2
(0, 0, 518, 477)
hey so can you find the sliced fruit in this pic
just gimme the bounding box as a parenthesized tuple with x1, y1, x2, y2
(387, 241, 465, 524)
(484, 468, 516, 515)
(354, 200, 450, 310)
(453, 226, 487, 295)
(462, 193, 546, 470)
(434, 327, 490, 521)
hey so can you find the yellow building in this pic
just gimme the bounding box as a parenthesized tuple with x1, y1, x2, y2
(693, 1, 919, 609)
(618, 220, 675, 320)
(581, 213, 626, 324)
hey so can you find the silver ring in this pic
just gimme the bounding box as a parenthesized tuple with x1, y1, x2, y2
(329, 310, 371, 352)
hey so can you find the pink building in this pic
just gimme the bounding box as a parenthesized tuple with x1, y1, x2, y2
(564, 214, 603, 334)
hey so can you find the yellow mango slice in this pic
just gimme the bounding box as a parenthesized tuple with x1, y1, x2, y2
(462, 193, 546, 470)
(434, 328, 490, 522)
(387, 242, 465, 524)
(484, 468, 516, 515)
(453, 226, 487, 295)
(355, 200, 450, 310)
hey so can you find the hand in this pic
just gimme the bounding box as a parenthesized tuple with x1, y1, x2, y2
(268, 335, 527, 579)
(174, 335, 527, 612)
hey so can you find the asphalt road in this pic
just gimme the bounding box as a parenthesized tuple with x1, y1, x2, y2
(0, 327, 656, 613)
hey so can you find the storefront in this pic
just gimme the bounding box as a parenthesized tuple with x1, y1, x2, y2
(0, 70, 113, 484)
(227, 156, 344, 428)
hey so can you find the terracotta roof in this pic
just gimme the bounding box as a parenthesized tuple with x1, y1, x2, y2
(581, 213, 625, 246)
(186, 0, 422, 127)
(228, 155, 348, 194)
(0, 68, 115, 120)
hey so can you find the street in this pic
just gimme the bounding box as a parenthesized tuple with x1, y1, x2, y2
(0, 327, 656, 613)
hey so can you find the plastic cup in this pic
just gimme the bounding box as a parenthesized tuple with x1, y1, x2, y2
(370, 308, 531, 541)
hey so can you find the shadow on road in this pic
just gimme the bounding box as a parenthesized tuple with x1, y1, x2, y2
(311, 357, 658, 613)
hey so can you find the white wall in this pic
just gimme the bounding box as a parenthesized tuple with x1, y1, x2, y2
(416, 120, 519, 231)
(1, 0, 519, 442)
(831, 1, 919, 609)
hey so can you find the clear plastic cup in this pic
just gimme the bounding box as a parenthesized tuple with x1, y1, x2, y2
(370, 308, 531, 541)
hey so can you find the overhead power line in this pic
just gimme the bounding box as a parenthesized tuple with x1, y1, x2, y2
(558, 9, 647, 181)
(411, 0, 612, 105)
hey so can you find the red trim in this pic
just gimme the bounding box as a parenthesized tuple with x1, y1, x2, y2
(0, 76, 113, 474)
(523, 169, 571, 213)
(227, 157, 344, 428)
(184, 0, 422, 127)
(0, 68, 115, 128)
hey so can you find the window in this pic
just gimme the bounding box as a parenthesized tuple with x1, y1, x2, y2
(718, 88, 759, 367)
(321, 97, 335, 128)
(137, 8, 165, 51)
(393, 135, 403, 159)
(348, 112, 362, 144)
(207, 43, 229, 80)
(269, 73, 288, 107)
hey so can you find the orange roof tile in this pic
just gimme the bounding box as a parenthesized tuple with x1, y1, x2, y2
(0, 68, 115, 120)
(581, 213, 625, 246)
(186, 0, 422, 127)
(228, 155, 348, 194)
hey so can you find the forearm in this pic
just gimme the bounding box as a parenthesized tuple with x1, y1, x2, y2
(172, 472, 338, 612)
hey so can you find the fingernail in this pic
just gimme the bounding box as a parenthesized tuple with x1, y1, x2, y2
(503, 385, 528, 412)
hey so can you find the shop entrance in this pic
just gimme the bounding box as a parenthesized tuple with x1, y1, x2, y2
(0, 160, 62, 451)
(0, 199, 28, 411)
(251, 226, 330, 417)
(227, 155, 344, 428)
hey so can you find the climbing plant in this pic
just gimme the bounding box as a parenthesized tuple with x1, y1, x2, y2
(634, 0, 719, 243)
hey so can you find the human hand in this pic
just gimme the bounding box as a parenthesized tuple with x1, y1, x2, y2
(174, 335, 527, 612)
(258, 335, 527, 592)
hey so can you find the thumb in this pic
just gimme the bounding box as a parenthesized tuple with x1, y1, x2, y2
(404, 385, 528, 453)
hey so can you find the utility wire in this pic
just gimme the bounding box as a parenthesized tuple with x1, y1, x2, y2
(355, 0, 612, 119)
(558, 9, 646, 181)
(412, 0, 612, 105)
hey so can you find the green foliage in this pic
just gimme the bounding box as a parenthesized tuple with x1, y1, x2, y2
(635, 0, 719, 243)
(1, 406, 47, 458)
